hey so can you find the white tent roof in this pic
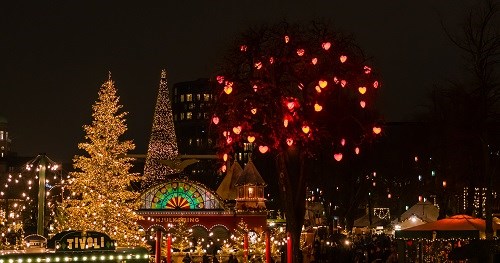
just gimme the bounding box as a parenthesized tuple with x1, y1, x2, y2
(396, 201, 439, 223)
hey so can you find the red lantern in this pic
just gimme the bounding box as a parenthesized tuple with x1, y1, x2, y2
(322, 42, 331, 51)
(314, 103, 323, 112)
(355, 147, 360, 155)
(340, 55, 347, 63)
(334, 153, 343, 162)
(259, 145, 269, 154)
(233, 126, 242, 135)
(212, 116, 220, 125)
(358, 87, 367, 95)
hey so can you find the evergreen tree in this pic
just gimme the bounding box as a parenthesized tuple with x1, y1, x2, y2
(142, 70, 179, 189)
(58, 73, 145, 247)
(169, 219, 193, 252)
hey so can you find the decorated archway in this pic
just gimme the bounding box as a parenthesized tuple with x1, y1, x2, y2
(139, 180, 226, 210)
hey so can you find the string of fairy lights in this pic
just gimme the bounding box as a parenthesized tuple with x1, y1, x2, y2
(142, 69, 179, 189)
(0, 154, 64, 247)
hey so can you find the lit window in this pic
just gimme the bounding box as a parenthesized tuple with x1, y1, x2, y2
(0, 131, 3, 140)
(189, 139, 193, 146)
(180, 113, 185, 120)
(196, 94, 201, 101)
(186, 94, 193, 102)
(186, 112, 192, 119)
(196, 138, 201, 146)
(197, 113, 202, 119)
(248, 187, 255, 198)
(204, 94, 210, 101)
(180, 95, 185, 102)
(188, 103, 195, 110)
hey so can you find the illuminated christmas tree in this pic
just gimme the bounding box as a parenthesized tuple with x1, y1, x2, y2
(58, 73, 145, 247)
(169, 220, 193, 252)
(212, 21, 382, 262)
(142, 70, 179, 189)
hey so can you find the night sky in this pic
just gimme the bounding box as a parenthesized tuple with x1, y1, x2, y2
(1, 0, 472, 164)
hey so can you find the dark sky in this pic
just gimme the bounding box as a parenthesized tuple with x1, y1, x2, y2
(0, 0, 473, 164)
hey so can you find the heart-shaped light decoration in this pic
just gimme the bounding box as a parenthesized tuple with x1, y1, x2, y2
(253, 85, 258, 92)
(251, 108, 257, 114)
(340, 55, 347, 63)
(287, 101, 295, 110)
(364, 66, 372, 74)
(315, 86, 322, 93)
(284, 35, 290, 43)
(223, 153, 228, 162)
(314, 103, 323, 112)
(223, 131, 228, 137)
(232, 126, 242, 135)
(322, 42, 331, 50)
(286, 138, 294, 146)
(387, 193, 392, 199)
(373, 81, 379, 89)
(212, 116, 220, 125)
(296, 49, 305, 56)
(373, 126, 382, 134)
(298, 83, 304, 90)
(340, 138, 346, 146)
(259, 145, 269, 154)
(358, 87, 367, 94)
(269, 57, 274, 64)
(312, 58, 318, 65)
(283, 119, 289, 127)
(247, 136, 255, 143)
(254, 62, 263, 70)
(360, 101, 366, 108)
(226, 137, 232, 144)
(319, 80, 328, 89)
(221, 164, 227, 172)
(355, 147, 360, 155)
(240, 45, 248, 52)
(302, 125, 310, 134)
(334, 153, 343, 162)
(216, 76, 224, 84)
(224, 85, 232, 95)
(341, 80, 347, 88)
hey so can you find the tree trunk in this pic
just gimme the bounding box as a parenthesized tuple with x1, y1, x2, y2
(276, 149, 307, 263)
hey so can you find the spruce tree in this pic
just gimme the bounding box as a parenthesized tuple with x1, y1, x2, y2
(142, 70, 179, 189)
(58, 73, 144, 247)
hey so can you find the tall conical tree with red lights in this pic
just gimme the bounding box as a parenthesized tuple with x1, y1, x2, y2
(212, 22, 382, 262)
(142, 70, 179, 189)
(58, 73, 145, 247)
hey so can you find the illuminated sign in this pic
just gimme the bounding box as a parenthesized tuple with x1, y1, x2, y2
(153, 217, 200, 223)
(56, 231, 115, 252)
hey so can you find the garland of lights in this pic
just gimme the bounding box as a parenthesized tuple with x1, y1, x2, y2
(142, 70, 179, 189)
(57, 74, 145, 247)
